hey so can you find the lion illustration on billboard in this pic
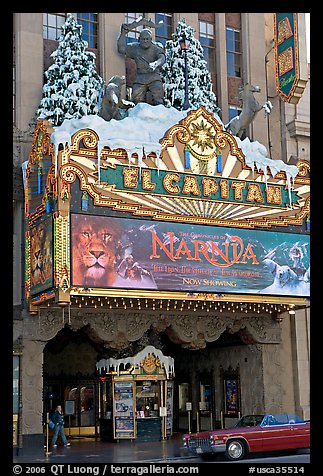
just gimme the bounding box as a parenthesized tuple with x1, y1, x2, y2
(72, 215, 122, 287)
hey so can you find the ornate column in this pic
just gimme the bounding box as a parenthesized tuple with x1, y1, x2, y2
(18, 310, 65, 454)
(20, 339, 46, 438)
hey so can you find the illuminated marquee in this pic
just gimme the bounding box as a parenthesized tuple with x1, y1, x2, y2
(24, 107, 310, 307)
(59, 107, 309, 230)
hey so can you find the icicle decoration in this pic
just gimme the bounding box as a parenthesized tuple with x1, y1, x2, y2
(51, 130, 72, 177)
(96, 345, 175, 378)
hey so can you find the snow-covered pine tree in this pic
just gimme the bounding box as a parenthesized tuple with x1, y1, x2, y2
(36, 13, 104, 126)
(161, 18, 220, 115)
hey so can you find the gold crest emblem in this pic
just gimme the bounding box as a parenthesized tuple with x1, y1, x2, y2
(142, 354, 160, 374)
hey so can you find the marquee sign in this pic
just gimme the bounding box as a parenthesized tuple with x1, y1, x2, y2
(24, 107, 310, 307)
(100, 163, 300, 209)
(58, 107, 309, 230)
(273, 13, 308, 104)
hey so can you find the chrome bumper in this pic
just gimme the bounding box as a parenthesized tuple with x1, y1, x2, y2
(187, 443, 226, 455)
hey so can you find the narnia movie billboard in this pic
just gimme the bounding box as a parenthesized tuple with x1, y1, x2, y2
(29, 218, 54, 296)
(71, 214, 310, 297)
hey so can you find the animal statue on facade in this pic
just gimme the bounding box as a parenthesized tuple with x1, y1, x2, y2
(117, 16, 166, 106)
(225, 83, 273, 138)
(99, 75, 134, 121)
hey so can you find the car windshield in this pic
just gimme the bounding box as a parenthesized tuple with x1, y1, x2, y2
(262, 414, 305, 426)
(234, 415, 264, 427)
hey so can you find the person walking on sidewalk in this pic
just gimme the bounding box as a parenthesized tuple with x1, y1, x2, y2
(50, 404, 70, 448)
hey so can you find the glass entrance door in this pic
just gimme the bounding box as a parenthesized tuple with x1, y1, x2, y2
(63, 385, 95, 434)
(44, 381, 97, 438)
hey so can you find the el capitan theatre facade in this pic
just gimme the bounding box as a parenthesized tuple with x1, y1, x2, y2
(23, 106, 310, 443)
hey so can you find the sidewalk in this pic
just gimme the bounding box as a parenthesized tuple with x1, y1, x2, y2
(13, 435, 196, 464)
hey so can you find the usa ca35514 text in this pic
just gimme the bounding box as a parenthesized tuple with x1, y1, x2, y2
(253, 467, 306, 474)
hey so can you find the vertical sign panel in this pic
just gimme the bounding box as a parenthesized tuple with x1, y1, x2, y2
(274, 13, 308, 104)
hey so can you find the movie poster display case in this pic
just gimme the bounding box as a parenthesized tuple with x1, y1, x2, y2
(96, 346, 174, 441)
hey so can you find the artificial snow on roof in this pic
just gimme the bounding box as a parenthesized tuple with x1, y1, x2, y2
(51, 103, 189, 163)
(50, 103, 299, 203)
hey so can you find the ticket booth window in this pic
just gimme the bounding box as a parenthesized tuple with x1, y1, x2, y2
(136, 380, 160, 417)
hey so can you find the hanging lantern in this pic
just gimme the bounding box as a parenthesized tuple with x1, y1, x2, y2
(217, 155, 222, 173)
(306, 214, 310, 231)
(37, 165, 42, 194)
(45, 193, 53, 213)
(81, 191, 89, 211)
(216, 147, 222, 173)
(184, 145, 191, 169)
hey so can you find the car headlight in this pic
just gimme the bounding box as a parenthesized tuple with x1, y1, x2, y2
(210, 435, 225, 446)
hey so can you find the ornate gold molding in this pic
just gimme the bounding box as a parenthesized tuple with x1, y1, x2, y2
(56, 106, 309, 229)
(54, 213, 70, 292)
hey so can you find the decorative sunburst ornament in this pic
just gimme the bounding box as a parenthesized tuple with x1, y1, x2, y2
(187, 118, 217, 175)
(190, 119, 215, 153)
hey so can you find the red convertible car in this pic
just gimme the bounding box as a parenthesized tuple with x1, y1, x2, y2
(183, 413, 310, 461)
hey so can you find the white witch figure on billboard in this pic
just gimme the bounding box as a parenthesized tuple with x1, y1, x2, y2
(259, 241, 310, 296)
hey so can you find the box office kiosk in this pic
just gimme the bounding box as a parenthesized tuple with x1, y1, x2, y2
(96, 346, 175, 441)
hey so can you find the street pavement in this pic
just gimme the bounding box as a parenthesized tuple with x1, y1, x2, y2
(13, 435, 194, 464)
(12, 436, 311, 465)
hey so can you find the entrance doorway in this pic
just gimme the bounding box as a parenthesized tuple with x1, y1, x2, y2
(44, 380, 98, 437)
(43, 325, 104, 439)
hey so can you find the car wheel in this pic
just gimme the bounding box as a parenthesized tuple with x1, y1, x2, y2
(225, 439, 245, 461)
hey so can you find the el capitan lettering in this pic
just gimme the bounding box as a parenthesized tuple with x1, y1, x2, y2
(100, 164, 298, 208)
